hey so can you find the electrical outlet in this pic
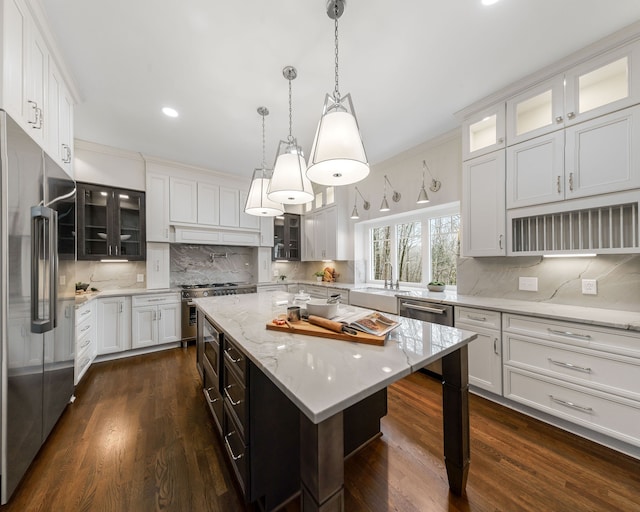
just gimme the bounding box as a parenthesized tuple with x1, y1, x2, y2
(59, 275, 66, 286)
(582, 279, 597, 295)
(518, 276, 538, 292)
(137, 274, 144, 283)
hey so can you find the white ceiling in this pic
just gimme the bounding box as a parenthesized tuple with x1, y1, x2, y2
(41, 0, 640, 178)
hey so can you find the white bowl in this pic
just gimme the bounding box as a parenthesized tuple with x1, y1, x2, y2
(427, 284, 446, 292)
(305, 300, 338, 319)
(120, 234, 131, 241)
(97, 232, 107, 239)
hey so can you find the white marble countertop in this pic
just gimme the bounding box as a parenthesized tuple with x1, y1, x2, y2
(194, 291, 477, 424)
(389, 290, 640, 332)
(74, 287, 180, 306)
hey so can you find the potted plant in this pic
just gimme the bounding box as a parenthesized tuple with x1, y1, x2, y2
(313, 271, 324, 282)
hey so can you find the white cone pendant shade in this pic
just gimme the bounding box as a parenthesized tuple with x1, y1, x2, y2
(244, 167, 284, 216)
(307, 94, 369, 186)
(268, 140, 314, 205)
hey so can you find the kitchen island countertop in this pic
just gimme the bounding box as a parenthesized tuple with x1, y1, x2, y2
(194, 291, 477, 424)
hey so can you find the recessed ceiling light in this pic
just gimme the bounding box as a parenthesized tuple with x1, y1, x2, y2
(481, 0, 500, 5)
(162, 107, 179, 118)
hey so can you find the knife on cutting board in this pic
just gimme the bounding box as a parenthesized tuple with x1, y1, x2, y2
(307, 315, 358, 336)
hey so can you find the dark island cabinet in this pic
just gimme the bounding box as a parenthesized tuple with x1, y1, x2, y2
(77, 182, 146, 261)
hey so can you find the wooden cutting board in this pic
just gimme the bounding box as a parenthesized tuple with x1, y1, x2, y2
(266, 320, 386, 346)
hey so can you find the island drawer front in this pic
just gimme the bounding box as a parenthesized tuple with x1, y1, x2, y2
(504, 334, 640, 401)
(503, 314, 640, 357)
(223, 361, 247, 438)
(132, 293, 180, 307)
(223, 338, 247, 380)
(223, 403, 248, 495)
(504, 367, 640, 446)
(455, 306, 501, 330)
(203, 361, 223, 435)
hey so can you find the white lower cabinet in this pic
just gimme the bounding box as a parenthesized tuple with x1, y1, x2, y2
(131, 293, 181, 349)
(503, 313, 640, 447)
(75, 300, 97, 384)
(97, 296, 132, 355)
(455, 306, 502, 395)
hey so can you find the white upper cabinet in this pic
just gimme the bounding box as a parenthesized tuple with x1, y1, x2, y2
(507, 42, 640, 145)
(2, 0, 28, 121)
(146, 172, 170, 242)
(197, 182, 220, 226)
(169, 177, 198, 224)
(462, 103, 506, 161)
(219, 187, 239, 227)
(564, 42, 640, 126)
(507, 105, 640, 209)
(506, 131, 565, 208)
(462, 150, 506, 257)
(506, 77, 564, 145)
(47, 57, 74, 176)
(564, 105, 640, 199)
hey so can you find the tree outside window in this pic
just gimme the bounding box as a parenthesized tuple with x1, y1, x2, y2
(429, 214, 459, 285)
(397, 221, 422, 282)
(371, 226, 391, 280)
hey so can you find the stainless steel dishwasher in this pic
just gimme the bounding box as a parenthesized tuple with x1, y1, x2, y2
(398, 298, 454, 377)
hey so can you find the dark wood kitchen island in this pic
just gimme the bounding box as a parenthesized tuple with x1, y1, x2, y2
(194, 291, 477, 512)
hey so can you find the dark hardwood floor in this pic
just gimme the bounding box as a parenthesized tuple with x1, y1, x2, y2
(2, 345, 639, 512)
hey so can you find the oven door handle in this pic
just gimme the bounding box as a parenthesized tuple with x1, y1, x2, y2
(400, 302, 448, 315)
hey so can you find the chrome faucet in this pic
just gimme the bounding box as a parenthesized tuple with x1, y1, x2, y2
(383, 261, 393, 289)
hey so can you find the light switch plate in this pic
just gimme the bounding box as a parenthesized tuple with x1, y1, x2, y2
(582, 279, 597, 295)
(519, 276, 538, 292)
(137, 274, 144, 282)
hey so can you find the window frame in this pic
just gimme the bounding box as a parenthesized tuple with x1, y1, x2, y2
(363, 202, 460, 288)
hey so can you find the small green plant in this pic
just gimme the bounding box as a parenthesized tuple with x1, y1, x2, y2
(313, 271, 325, 277)
(279, 275, 287, 281)
(428, 281, 445, 286)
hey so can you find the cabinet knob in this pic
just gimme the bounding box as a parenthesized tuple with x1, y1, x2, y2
(555, 116, 563, 123)
(567, 111, 575, 119)
(497, 137, 504, 144)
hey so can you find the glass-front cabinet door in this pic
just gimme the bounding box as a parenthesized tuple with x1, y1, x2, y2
(564, 41, 640, 127)
(462, 103, 506, 161)
(77, 182, 146, 261)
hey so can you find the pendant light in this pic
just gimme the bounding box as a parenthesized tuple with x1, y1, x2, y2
(306, 0, 369, 186)
(268, 66, 314, 205)
(244, 107, 284, 217)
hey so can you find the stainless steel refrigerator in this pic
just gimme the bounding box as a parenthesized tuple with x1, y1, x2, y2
(0, 111, 76, 504)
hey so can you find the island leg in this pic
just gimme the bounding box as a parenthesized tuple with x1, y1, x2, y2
(441, 345, 470, 495)
(300, 411, 344, 512)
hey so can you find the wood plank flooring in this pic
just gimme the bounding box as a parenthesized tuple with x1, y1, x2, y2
(2, 345, 639, 512)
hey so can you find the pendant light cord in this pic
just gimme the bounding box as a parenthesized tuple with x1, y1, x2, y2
(261, 110, 267, 168)
(288, 77, 294, 143)
(334, 2, 340, 101)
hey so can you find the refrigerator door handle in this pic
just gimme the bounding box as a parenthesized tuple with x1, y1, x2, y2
(31, 205, 57, 333)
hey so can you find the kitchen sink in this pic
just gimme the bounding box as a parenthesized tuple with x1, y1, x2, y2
(349, 287, 412, 314)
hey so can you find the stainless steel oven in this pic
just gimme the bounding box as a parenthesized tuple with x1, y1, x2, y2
(181, 283, 257, 342)
(398, 298, 454, 377)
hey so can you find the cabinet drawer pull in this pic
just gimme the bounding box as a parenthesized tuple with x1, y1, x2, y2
(224, 385, 243, 406)
(548, 358, 591, 373)
(568, 172, 574, 192)
(224, 431, 244, 461)
(204, 387, 219, 404)
(547, 328, 591, 341)
(80, 337, 91, 349)
(80, 324, 91, 333)
(467, 314, 486, 322)
(81, 308, 91, 316)
(498, 234, 503, 250)
(224, 348, 243, 364)
(549, 395, 593, 413)
(493, 338, 499, 355)
(401, 303, 446, 314)
(556, 175, 561, 194)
